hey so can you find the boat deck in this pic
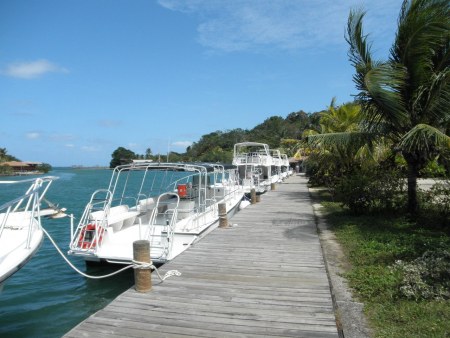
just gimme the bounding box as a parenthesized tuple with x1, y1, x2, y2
(64, 174, 339, 337)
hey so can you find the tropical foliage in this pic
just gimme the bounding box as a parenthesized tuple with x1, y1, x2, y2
(109, 147, 138, 168)
(346, 0, 450, 213)
(304, 0, 449, 214)
(0, 147, 19, 162)
(302, 99, 369, 187)
(184, 111, 321, 162)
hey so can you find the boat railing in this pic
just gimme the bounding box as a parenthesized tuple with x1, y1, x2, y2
(233, 152, 264, 165)
(71, 188, 143, 252)
(232, 153, 248, 165)
(0, 177, 56, 248)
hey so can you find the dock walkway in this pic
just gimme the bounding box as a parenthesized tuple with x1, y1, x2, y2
(65, 174, 339, 337)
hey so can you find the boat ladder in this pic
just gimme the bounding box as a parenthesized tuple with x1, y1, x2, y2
(144, 193, 179, 261)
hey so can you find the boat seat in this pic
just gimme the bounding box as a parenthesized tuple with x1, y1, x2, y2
(167, 200, 195, 220)
(138, 198, 155, 212)
(89, 205, 139, 232)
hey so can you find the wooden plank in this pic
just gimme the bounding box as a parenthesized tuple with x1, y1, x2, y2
(64, 175, 339, 337)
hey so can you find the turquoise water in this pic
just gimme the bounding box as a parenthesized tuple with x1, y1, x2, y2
(0, 168, 135, 337)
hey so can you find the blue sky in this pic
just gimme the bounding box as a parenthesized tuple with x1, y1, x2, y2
(1, 0, 402, 166)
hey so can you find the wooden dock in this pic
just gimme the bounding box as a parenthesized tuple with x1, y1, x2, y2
(65, 174, 339, 337)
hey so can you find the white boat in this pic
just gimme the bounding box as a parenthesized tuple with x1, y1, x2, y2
(270, 149, 283, 183)
(281, 153, 291, 179)
(0, 176, 58, 288)
(68, 162, 244, 265)
(232, 142, 274, 194)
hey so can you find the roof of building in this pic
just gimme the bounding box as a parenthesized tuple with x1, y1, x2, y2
(0, 161, 42, 167)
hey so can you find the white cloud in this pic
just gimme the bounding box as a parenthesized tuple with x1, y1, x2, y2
(3, 59, 68, 79)
(26, 132, 41, 139)
(159, 0, 402, 53)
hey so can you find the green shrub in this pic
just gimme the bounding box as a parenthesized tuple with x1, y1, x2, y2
(334, 167, 405, 214)
(420, 158, 448, 178)
(418, 181, 450, 227)
(392, 250, 450, 301)
(37, 163, 52, 173)
(0, 165, 13, 175)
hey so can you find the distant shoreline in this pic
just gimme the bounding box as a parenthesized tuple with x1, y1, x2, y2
(71, 166, 109, 170)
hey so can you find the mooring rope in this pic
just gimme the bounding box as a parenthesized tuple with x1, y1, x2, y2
(41, 225, 181, 281)
(132, 260, 182, 281)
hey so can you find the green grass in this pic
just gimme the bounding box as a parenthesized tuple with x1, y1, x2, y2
(321, 202, 450, 338)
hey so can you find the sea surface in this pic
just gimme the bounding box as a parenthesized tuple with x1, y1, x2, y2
(0, 168, 135, 337)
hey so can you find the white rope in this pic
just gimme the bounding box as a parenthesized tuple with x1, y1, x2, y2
(41, 226, 181, 282)
(132, 260, 181, 281)
(41, 226, 133, 279)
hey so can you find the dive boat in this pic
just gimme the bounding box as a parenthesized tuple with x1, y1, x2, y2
(270, 149, 283, 183)
(68, 162, 244, 265)
(232, 142, 274, 194)
(281, 153, 291, 179)
(0, 176, 58, 288)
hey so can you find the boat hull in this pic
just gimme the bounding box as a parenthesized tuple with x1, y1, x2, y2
(0, 225, 44, 286)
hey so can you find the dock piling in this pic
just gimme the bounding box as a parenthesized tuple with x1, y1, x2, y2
(250, 188, 256, 204)
(133, 240, 152, 293)
(218, 203, 228, 228)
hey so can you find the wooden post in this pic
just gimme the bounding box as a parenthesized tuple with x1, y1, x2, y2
(133, 240, 152, 292)
(271, 183, 276, 191)
(218, 203, 228, 228)
(256, 194, 261, 203)
(250, 188, 256, 204)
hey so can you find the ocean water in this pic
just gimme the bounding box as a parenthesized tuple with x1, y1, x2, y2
(0, 168, 135, 337)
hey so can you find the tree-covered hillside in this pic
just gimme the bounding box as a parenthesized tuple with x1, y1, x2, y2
(110, 109, 322, 166)
(184, 110, 321, 163)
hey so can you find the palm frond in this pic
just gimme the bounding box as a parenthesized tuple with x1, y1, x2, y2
(399, 123, 450, 153)
(422, 68, 450, 124)
(355, 141, 392, 165)
(346, 9, 376, 95)
(393, 0, 450, 105)
(346, 9, 372, 67)
(363, 63, 409, 129)
(307, 131, 373, 150)
(302, 129, 319, 138)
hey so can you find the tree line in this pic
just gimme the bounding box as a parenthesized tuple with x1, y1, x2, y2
(109, 110, 323, 167)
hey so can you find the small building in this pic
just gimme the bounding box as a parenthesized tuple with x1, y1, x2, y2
(0, 161, 42, 174)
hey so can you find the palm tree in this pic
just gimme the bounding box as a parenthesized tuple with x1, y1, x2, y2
(304, 99, 366, 171)
(346, 0, 450, 213)
(301, 100, 371, 188)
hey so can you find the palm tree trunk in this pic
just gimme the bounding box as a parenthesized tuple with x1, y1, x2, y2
(406, 158, 419, 214)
